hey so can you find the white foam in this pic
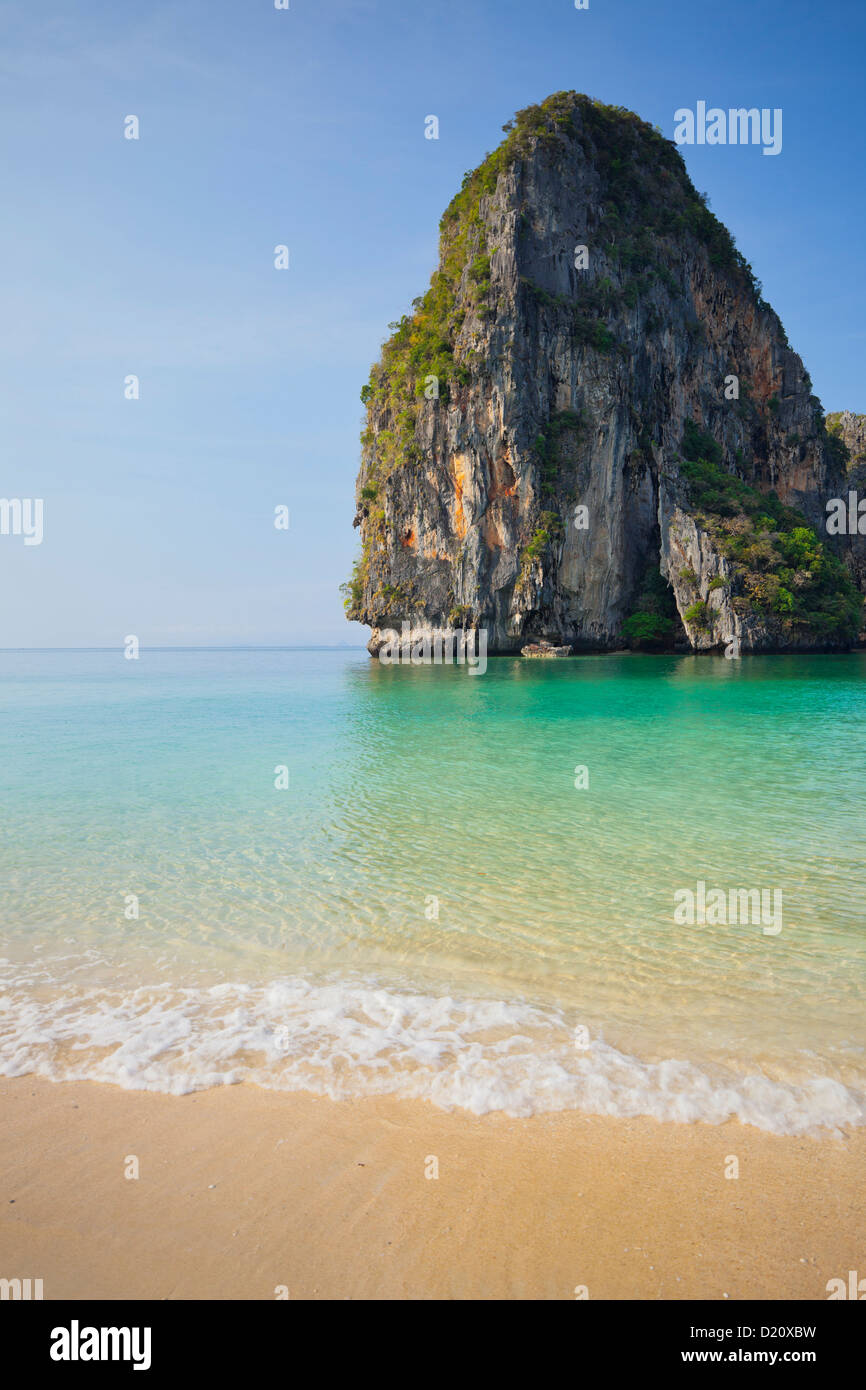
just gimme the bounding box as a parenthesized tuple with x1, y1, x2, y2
(0, 968, 863, 1134)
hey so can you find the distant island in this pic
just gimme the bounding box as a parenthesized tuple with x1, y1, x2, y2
(345, 92, 866, 655)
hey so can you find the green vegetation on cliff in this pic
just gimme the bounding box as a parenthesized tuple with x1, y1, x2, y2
(532, 410, 585, 498)
(677, 421, 862, 642)
(621, 564, 680, 649)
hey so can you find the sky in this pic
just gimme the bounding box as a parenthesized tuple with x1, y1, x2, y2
(0, 0, 863, 647)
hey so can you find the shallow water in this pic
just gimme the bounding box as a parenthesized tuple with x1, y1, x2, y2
(1, 647, 864, 1131)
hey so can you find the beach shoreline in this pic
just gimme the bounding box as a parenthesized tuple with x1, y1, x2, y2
(1, 1075, 862, 1301)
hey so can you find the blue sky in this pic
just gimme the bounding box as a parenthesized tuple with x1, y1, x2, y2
(1, 0, 863, 646)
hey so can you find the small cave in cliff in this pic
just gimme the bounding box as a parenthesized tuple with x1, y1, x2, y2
(621, 552, 686, 652)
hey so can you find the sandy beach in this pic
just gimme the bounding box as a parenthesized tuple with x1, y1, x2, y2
(0, 1075, 862, 1300)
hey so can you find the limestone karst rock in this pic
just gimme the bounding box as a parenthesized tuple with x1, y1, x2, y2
(347, 93, 863, 654)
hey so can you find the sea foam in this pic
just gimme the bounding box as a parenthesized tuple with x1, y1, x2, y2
(0, 969, 863, 1135)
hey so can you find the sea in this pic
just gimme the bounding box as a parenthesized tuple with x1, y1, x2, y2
(1, 646, 864, 1134)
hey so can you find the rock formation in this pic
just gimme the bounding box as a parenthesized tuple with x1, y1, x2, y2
(346, 92, 863, 654)
(827, 412, 866, 594)
(827, 412, 866, 468)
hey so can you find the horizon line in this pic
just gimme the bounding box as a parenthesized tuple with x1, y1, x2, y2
(0, 644, 370, 653)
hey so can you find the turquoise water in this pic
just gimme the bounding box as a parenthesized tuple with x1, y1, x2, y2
(1, 647, 865, 1131)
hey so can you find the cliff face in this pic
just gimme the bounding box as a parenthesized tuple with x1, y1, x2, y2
(827, 412, 866, 594)
(347, 93, 862, 654)
(828, 412, 866, 467)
